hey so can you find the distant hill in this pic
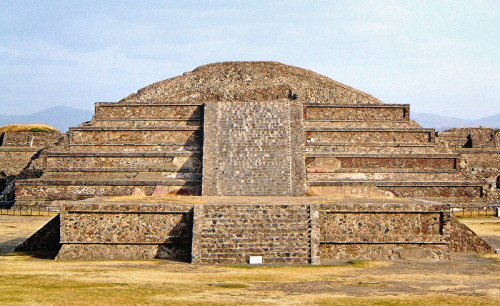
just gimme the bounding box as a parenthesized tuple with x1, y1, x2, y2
(412, 112, 500, 131)
(0, 106, 93, 132)
(0, 106, 498, 133)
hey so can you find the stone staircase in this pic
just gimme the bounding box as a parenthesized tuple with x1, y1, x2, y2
(304, 103, 485, 201)
(192, 204, 312, 264)
(15, 103, 204, 206)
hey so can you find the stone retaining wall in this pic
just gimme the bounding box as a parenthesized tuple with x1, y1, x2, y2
(0, 148, 40, 176)
(304, 104, 409, 121)
(306, 155, 457, 172)
(53, 200, 494, 263)
(202, 101, 305, 196)
(318, 202, 450, 261)
(70, 128, 201, 145)
(306, 129, 433, 144)
(56, 202, 193, 260)
(192, 204, 312, 264)
(1, 132, 61, 147)
(94, 103, 202, 120)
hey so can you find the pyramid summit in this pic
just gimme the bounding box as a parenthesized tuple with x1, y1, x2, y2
(121, 61, 383, 105)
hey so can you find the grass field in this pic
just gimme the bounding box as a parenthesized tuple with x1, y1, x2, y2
(0, 123, 59, 133)
(0, 215, 499, 305)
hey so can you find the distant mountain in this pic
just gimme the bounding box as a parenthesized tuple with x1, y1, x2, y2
(475, 113, 500, 128)
(412, 112, 500, 131)
(0, 106, 93, 132)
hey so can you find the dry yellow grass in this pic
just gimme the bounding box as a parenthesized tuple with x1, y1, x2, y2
(0, 123, 60, 133)
(460, 218, 500, 236)
(1, 215, 499, 305)
(0, 254, 499, 305)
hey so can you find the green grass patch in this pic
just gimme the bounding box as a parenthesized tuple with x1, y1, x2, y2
(30, 127, 55, 133)
(209, 283, 248, 289)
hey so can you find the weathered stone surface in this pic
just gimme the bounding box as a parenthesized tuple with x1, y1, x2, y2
(306, 129, 433, 145)
(94, 103, 202, 120)
(192, 204, 312, 264)
(202, 101, 305, 196)
(121, 61, 383, 105)
(56, 244, 189, 261)
(57, 202, 192, 261)
(304, 104, 409, 121)
(448, 215, 496, 253)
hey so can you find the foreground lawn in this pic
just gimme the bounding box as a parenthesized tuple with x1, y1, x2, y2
(0, 215, 499, 305)
(1, 253, 499, 305)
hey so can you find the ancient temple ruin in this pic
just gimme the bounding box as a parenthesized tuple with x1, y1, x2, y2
(5, 62, 499, 264)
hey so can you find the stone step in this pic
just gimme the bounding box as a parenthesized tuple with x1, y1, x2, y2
(0, 149, 41, 175)
(201, 213, 309, 219)
(43, 171, 201, 181)
(202, 250, 310, 256)
(1, 131, 61, 147)
(46, 151, 200, 157)
(306, 153, 459, 158)
(198, 257, 309, 264)
(91, 119, 201, 128)
(44, 152, 201, 171)
(69, 127, 201, 146)
(200, 226, 310, 233)
(93, 103, 202, 120)
(68, 144, 201, 152)
(304, 120, 419, 129)
(199, 252, 309, 259)
(307, 172, 465, 181)
(15, 178, 201, 201)
(305, 128, 435, 145)
(306, 154, 458, 172)
(309, 180, 483, 187)
(304, 103, 409, 121)
(200, 242, 310, 248)
(306, 144, 439, 154)
(308, 180, 484, 198)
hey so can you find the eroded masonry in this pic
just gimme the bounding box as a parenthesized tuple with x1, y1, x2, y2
(4, 61, 499, 264)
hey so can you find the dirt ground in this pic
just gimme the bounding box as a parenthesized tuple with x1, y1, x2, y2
(0, 215, 499, 305)
(0, 215, 53, 254)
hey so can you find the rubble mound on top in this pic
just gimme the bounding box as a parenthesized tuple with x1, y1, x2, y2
(120, 61, 383, 105)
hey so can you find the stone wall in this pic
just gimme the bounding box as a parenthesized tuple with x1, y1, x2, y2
(56, 202, 193, 260)
(16, 180, 200, 202)
(306, 129, 433, 144)
(1, 131, 62, 202)
(53, 199, 494, 263)
(436, 128, 499, 149)
(70, 128, 201, 145)
(318, 201, 450, 261)
(0, 148, 40, 176)
(448, 215, 496, 253)
(457, 150, 500, 200)
(306, 155, 457, 172)
(435, 128, 500, 200)
(43, 152, 200, 172)
(202, 101, 305, 196)
(304, 104, 409, 121)
(192, 204, 313, 264)
(1, 131, 61, 147)
(94, 103, 202, 120)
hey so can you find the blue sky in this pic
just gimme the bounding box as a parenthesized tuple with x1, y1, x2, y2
(1, 0, 499, 119)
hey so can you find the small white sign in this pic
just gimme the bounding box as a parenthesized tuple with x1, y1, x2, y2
(249, 256, 263, 265)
